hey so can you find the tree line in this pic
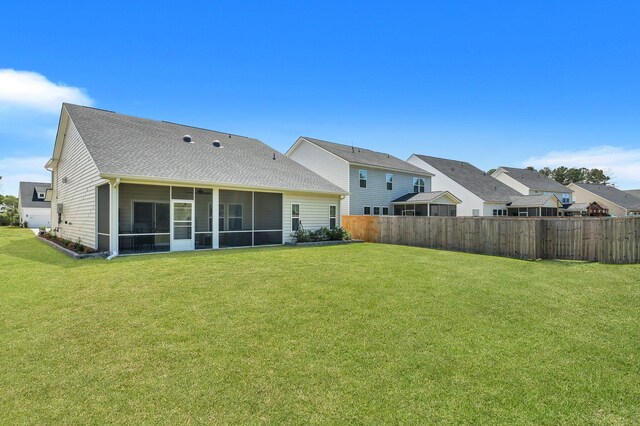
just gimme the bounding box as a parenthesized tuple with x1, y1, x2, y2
(487, 167, 611, 186)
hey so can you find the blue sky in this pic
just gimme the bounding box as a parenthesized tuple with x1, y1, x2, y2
(1, 0, 639, 195)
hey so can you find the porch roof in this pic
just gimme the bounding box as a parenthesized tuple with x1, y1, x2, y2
(391, 191, 462, 205)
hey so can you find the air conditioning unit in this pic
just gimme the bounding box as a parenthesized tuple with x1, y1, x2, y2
(57, 203, 64, 213)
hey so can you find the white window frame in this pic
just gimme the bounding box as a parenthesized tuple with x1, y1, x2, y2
(291, 203, 300, 231)
(472, 209, 480, 217)
(386, 173, 393, 191)
(329, 205, 337, 229)
(373, 206, 380, 215)
(363, 206, 371, 215)
(359, 169, 367, 188)
(382, 207, 389, 215)
(227, 203, 243, 231)
(413, 177, 425, 193)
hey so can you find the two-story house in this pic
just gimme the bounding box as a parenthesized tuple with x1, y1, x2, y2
(491, 167, 573, 204)
(286, 137, 460, 216)
(18, 181, 52, 228)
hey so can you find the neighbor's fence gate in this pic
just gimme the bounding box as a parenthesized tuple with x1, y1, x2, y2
(341, 215, 640, 264)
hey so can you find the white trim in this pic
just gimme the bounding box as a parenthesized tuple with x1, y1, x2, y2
(291, 203, 300, 231)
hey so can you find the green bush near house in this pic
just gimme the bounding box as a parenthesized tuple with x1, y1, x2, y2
(1, 227, 639, 424)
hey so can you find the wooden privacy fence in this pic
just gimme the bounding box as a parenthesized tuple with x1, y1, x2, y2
(342, 215, 640, 264)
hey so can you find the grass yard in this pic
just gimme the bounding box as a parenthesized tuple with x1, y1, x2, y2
(1, 227, 639, 424)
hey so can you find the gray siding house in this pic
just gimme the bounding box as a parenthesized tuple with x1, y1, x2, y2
(569, 183, 640, 217)
(18, 181, 52, 228)
(491, 166, 573, 204)
(287, 137, 460, 216)
(46, 104, 347, 255)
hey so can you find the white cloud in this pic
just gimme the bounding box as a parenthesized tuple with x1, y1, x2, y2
(0, 69, 93, 113)
(0, 156, 51, 196)
(524, 145, 640, 189)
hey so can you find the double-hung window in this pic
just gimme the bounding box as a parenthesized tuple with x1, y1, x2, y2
(382, 207, 389, 215)
(359, 170, 367, 188)
(292, 204, 300, 230)
(228, 204, 243, 231)
(386, 173, 393, 190)
(413, 177, 425, 193)
(363, 206, 371, 215)
(329, 205, 337, 229)
(373, 207, 380, 215)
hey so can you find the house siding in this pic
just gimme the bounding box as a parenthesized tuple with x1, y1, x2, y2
(407, 155, 502, 216)
(20, 207, 52, 228)
(283, 192, 341, 242)
(569, 184, 629, 217)
(52, 119, 107, 249)
(348, 165, 431, 215)
(492, 171, 530, 195)
(287, 139, 350, 214)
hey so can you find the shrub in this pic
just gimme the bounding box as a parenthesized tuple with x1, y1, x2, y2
(292, 226, 352, 243)
(327, 227, 352, 241)
(22, 221, 28, 228)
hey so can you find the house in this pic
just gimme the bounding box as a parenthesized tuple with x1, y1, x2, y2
(568, 183, 640, 217)
(506, 194, 564, 217)
(18, 181, 52, 228)
(407, 155, 520, 216)
(491, 167, 573, 204)
(563, 201, 609, 217)
(286, 137, 460, 216)
(46, 104, 348, 255)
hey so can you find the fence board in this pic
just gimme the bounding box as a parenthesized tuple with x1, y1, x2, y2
(341, 215, 640, 264)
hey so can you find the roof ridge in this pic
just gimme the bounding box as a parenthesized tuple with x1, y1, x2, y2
(302, 136, 400, 158)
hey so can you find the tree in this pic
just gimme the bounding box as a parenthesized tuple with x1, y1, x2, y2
(526, 166, 536, 171)
(487, 168, 497, 175)
(535, 166, 611, 185)
(585, 168, 610, 184)
(539, 167, 553, 177)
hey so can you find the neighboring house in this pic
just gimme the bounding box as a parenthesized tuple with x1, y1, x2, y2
(286, 137, 460, 216)
(506, 194, 564, 217)
(407, 155, 520, 216)
(568, 183, 640, 217)
(491, 166, 573, 204)
(563, 201, 609, 217)
(18, 181, 52, 228)
(46, 104, 347, 255)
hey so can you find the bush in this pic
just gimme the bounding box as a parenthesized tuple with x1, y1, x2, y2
(22, 221, 28, 228)
(292, 226, 351, 243)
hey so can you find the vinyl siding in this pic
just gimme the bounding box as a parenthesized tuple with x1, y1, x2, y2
(20, 207, 52, 228)
(407, 155, 492, 216)
(348, 165, 431, 215)
(492, 171, 531, 195)
(287, 139, 350, 214)
(53, 119, 108, 248)
(283, 192, 341, 242)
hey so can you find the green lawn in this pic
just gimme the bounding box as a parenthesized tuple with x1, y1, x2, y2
(1, 227, 639, 424)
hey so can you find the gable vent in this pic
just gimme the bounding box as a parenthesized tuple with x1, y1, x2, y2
(183, 135, 193, 143)
(212, 140, 222, 148)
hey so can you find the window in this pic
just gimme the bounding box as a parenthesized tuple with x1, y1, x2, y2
(228, 204, 243, 230)
(37, 193, 45, 199)
(492, 209, 507, 216)
(359, 170, 367, 188)
(562, 193, 571, 203)
(363, 206, 371, 215)
(133, 202, 170, 233)
(386, 173, 393, 190)
(413, 177, 425, 193)
(373, 207, 380, 215)
(430, 204, 457, 217)
(292, 203, 300, 230)
(329, 205, 337, 229)
(382, 207, 389, 215)
(472, 209, 480, 217)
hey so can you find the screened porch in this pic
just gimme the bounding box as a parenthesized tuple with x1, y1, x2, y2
(113, 183, 283, 254)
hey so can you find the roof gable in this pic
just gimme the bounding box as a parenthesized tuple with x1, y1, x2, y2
(299, 137, 432, 176)
(19, 181, 51, 208)
(414, 155, 520, 202)
(61, 104, 347, 195)
(496, 167, 572, 193)
(570, 183, 640, 210)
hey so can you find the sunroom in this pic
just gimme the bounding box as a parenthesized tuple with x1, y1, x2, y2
(390, 191, 461, 217)
(97, 183, 284, 254)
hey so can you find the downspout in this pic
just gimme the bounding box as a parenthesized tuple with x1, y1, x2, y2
(106, 178, 121, 261)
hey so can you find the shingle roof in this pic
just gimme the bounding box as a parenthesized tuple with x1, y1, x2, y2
(19, 181, 51, 208)
(63, 104, 347, 194)
(564, 203, 589, 212)
(507, 194, 559, 207)
(413, 155, 520, 202)
(572, 183, 640, 210)
(299, 137, 432, 175)
(625, 189, 640, 199)
(391, 191, 460, 204)
(497, 166, 571, 193)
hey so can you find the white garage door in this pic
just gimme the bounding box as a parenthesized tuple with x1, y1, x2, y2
(25, 214, 51, 228)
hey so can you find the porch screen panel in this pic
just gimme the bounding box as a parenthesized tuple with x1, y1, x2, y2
(415, 205, 429, 216)
(172, 186, 194, 200)
(528, 207, 538, 217)
(97, 184, 110, 252)
(254, 192, 283, 246)
(195, 188, 213, 249)
(117, 183, 170, 254)
(219, 190, 253, 247)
